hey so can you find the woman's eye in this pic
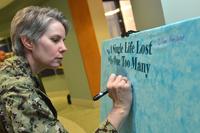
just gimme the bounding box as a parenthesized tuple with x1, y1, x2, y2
(51, 38, 60, 43)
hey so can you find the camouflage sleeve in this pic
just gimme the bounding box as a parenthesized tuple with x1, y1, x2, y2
(95, 120, 118, 133)
(1, 86, 68, 133)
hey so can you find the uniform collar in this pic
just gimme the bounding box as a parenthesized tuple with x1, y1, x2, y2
(3, 55, 32, 77)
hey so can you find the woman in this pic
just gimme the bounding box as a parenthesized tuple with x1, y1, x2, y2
(0, 6, 132, 133)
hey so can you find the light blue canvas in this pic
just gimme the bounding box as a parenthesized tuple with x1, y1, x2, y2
(100, 17, 200, 133)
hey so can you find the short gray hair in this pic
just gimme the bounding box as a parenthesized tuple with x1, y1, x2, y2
(10, 6, 69, 56)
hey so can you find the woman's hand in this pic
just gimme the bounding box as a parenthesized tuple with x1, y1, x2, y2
(106, 73, 132, 130)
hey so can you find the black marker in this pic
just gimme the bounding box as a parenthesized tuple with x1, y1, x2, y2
(93, 89, 108, 101)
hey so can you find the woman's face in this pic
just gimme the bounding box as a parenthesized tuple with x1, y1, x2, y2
(32, 20, 67, 69)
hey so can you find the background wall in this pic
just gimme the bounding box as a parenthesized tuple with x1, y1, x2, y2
(161, 0, 200, 24)
(130, 0, 165, 30)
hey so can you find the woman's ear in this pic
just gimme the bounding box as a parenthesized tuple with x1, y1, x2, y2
(20, 36, 33, 51)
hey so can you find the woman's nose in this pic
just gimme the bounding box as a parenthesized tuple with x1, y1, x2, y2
(59, 41, 67, 53)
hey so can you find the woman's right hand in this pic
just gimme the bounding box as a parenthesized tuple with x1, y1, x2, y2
(106, 73, 132, 130)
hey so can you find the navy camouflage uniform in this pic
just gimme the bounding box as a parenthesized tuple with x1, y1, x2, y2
(0, 56, 117, 133)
